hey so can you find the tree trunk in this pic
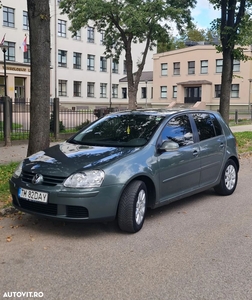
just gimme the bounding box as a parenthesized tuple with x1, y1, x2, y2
(219, 47, 233, 124)
(27, 0, 51, 156)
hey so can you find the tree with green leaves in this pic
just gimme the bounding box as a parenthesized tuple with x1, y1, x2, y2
(157, 26, 219, 52)
(60, 0, 196, 109)
(27, 0, 51, 156)
(210, 0, 252, 123)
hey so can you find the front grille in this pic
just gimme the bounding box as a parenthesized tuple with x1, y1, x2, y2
(66, 205, 89, 218)
(14, 196, 57, 215)
(21, 170, 66, 186)
(13, 195, 89, 219)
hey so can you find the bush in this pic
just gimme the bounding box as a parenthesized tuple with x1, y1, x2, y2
(50, 113, 65, 132)
(75, 120, 90, 131)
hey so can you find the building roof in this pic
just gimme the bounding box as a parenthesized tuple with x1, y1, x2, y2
(177, 80, 212, 86)
(119, 71, 153, 82)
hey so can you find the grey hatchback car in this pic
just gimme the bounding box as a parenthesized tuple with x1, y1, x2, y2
(10, 109, 239, 233)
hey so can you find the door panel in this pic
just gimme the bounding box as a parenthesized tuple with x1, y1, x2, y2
(192, 113, 225, 186)
(157, 114, 200, 202)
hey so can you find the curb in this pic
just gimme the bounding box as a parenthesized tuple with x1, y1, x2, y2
(0, 206, 19, 217)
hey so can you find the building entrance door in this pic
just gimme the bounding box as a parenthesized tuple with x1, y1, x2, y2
(184, 87, 201, 103)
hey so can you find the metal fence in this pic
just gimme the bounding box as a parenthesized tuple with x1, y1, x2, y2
(0, 98, 102, 142)
(1, 99, 252, 143)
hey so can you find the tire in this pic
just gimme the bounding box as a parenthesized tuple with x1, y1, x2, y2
(214, 159, 238, 196)
(118, 180, 147, 233)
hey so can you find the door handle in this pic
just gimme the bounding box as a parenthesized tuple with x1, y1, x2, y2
(193, 150, 198, 157)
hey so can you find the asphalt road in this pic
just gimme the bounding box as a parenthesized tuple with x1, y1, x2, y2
(1, 155, 252, 300)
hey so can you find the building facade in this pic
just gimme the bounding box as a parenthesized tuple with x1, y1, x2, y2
(153, 45, 252, 111)
(0, 0, 154, 109)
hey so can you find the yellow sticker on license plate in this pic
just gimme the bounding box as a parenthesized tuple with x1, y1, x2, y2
(18, 188, 48, 203)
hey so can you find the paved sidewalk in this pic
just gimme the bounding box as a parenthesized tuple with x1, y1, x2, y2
(0, 141, 60, 165)
(0, 124, 252, 165)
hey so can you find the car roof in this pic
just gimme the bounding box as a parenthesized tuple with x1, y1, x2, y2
(108, 108, 219, 117)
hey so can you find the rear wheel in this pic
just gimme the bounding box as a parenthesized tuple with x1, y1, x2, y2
(214, 159, 238, 196)
(118, 180, 147, 233)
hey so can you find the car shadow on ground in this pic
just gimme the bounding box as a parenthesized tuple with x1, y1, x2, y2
(4, 188, 218, 238)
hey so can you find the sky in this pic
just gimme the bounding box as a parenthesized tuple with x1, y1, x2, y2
(191, 0, 220, 29)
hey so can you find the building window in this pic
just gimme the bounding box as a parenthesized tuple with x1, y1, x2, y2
(161, 86, 167, 98)
(100, 83, 107, 98)
(58, 80, 67, 96)
(23, 11, 29, 30)
(87, 82, 95, 97)
(87, 27, 94, 43)
(122, 87, 127, 99)
(141, 87, 147, 98)
(215, 85, 221, 98)
(231, 84, 239, 98)
(87, 54, 95, 71)
(123, 60, 127, 75)
(5, 42, 15, 61)
(112, 59, 118, 74)
(73, 52, 81, 69)
(58, 50, 67, 67)
(112, 84, 118, 98)
(173, 62, 180, 75)
(100, 31, 105, 45)
(172, 86, 177, 98)
(23, 45, 30, 63)
(216, 59, 223, 73)
(161, 63, 167, 76)
(74, 81, 81, 97)
(233, 60, 240, 72)
(73, 30, 81, 40)
(188, 61, 195, 75)
(100, 57, 107, 72)
(3, 7, 14, 28)
(58, 19, 66, 37)
(200, 60, 208, 74)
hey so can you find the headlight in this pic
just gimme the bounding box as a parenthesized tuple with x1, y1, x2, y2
(63, 170, 105, 188)
(13, 161, 23, 178)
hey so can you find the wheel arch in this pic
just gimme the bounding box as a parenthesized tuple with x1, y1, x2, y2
(117, 175, 157, 212)
(228, 155, 239, 172)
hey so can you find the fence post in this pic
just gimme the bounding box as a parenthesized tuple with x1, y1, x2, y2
(53, 98, 59, 140)
(235, 110, 238, 124)
(3, 96, 11, 146)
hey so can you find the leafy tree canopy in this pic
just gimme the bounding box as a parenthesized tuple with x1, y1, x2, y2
(60, 0, 196, 60)
(210, 0, 252, 60)
(157, 26, 219, 52)
(60, 0, 196, 108)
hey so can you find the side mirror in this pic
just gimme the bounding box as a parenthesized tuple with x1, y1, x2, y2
(159, 140, 179, 152)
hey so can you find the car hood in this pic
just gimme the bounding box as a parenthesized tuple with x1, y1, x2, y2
(23, 142, 139, 177)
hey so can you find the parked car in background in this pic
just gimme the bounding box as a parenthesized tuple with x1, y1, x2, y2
(9, 109, 239, 233)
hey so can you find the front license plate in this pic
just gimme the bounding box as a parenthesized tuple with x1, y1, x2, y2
(18, 188, 48, 203)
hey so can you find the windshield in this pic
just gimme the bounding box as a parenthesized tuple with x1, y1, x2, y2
(70, 113, 165, 147)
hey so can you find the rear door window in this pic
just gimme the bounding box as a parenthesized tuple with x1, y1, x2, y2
(192, 113, 222, 141)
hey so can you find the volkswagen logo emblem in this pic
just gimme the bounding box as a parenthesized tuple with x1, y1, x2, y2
(32, 174, 43, 185)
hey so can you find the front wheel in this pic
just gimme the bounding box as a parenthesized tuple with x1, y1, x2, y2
(214, 159, 238, 196)
(118, 180, 147, 233)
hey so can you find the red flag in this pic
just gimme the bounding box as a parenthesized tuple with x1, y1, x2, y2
(22, 35, 27, 52)
(0, 33, 6, 45)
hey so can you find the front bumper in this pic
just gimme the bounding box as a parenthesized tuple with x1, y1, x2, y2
(9, 178, 123, 222)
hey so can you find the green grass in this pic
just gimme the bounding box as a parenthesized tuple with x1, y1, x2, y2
(234, 131, 252, 153)
(0, 162, 19, 208)
(1, 133, 252, 209)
